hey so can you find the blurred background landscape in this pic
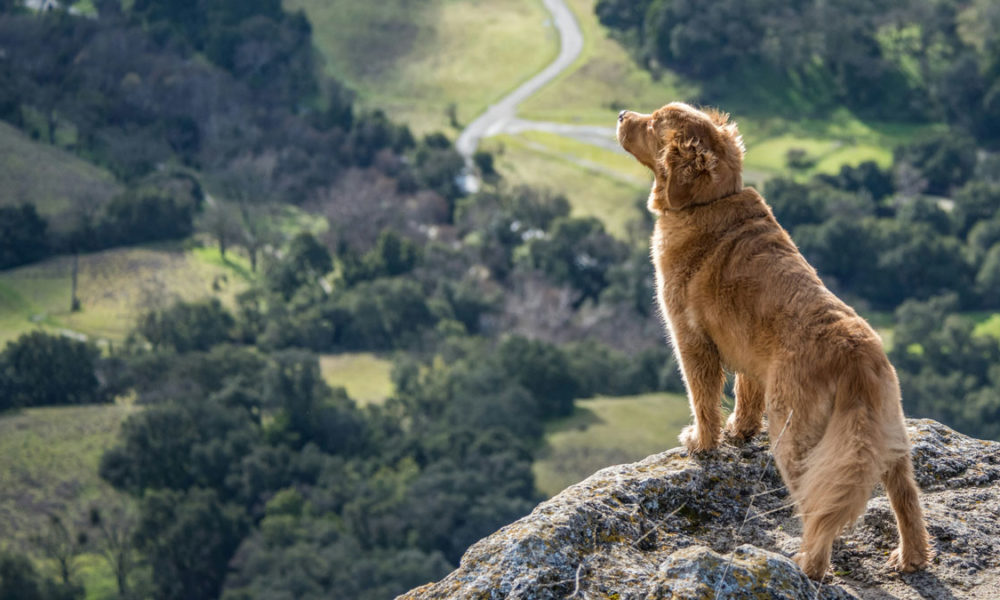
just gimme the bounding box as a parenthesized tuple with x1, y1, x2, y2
(1, 0, 999, 598)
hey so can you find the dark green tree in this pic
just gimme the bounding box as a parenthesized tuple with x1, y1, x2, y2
(0, 204, 49, 268)
(0, 332, 108, 409)
(135, 488, 249, 600)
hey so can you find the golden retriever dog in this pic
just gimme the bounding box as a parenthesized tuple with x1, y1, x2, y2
(616, 102, 931, 580)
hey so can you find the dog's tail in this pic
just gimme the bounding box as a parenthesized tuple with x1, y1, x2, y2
(796, 358, 901, 560)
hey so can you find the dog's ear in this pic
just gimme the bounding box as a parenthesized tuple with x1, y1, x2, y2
(652, 104, 724, 211)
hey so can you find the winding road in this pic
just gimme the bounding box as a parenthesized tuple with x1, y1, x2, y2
(455, 0, 621, 190)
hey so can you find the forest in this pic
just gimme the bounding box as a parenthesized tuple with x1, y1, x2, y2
(1, 0, 999, 599)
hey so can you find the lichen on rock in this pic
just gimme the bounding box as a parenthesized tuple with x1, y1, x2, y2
(397, 419, 1000, 600)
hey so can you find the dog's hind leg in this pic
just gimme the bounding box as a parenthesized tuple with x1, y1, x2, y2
(725, 373, 765, 442)
(675, 333, 725, 453)
(883, 452, 932, 572)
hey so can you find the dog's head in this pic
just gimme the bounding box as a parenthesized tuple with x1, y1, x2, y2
(617, 102, 744, 213)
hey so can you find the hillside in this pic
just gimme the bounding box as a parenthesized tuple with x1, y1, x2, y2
(0, 121, 121, 233)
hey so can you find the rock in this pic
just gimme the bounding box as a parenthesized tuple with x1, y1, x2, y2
(397, 419, 1000, 599)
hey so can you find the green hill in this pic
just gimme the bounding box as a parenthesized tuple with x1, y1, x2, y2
(0, 121, 121, 234)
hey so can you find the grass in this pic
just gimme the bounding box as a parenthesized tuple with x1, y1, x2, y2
(519, 0, 697, 125)
(0, 243, 252, 345)
(0, 403, 136, 549)
(286, 0, 558, 135)
(319, 352, 395, 406)
(484, 134, 647, 238)
(972, 313, 1000, 342)
(533, 392, 691, 497)
(0, 121, 121, 233)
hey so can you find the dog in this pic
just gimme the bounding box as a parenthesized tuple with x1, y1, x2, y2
(616, 102, 932, 580)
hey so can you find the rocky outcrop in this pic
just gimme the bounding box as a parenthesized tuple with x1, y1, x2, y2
(398, 420, 1000, 599)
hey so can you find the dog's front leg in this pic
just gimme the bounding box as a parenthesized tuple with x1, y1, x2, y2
(674, 333, 725, 453)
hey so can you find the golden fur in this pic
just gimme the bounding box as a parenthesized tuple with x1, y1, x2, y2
(616, 102, 932, 580)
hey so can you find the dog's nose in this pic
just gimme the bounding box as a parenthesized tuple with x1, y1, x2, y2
(618, 110, 628, 122)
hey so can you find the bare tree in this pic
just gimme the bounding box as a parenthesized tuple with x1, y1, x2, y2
(197, 197, 243, 260)
(88, 501, 139, 600)
(32, 512, 87, 588)
(213, 154, 280, 272)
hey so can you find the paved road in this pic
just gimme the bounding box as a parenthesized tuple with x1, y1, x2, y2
(456, 0, 591, 189)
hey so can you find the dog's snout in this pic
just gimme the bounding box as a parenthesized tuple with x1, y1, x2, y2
(618, 110, 628, 122)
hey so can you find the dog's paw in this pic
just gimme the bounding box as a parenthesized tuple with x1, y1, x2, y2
(679, 425, 720, 453)
(723, 414, 760, 443)
(887, 545, 932, 573)
(794, 552, 829, 581)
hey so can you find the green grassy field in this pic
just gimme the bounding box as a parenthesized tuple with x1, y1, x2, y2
(0, 121, 121, 233)
(0, 244, 252, 345)
(286, 0, 558, 136)
(0, 403, 138, 598)
(484, 134, 647, 238)
(972, 313, 1000, 342)
(319, 352, 395, 405)
(519, 0, 696, 125)
(0, 403, 135, 546)
(533, 392, 691, 497)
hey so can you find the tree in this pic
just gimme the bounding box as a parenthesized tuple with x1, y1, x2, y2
(522, 216, 628, 306)
(893, 132, 977, 196)
(136, 299, 234, 353)
(198, 199, 244, 260)
(0, 332, 108, 409)
(88, 501, 139, 600)
(31, 514, 87, 590)
(0, 204, 48, 268)
(0, 552, 81, 600)
(497, 336, 577, 419)
(135, 488, 248, 600)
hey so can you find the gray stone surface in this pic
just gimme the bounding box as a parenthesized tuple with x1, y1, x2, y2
(398, 419, 1000, 599)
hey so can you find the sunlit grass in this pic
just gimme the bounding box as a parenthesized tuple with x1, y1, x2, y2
(533, 393, 691, 497)
(519, 0, 697, 125)
(485, 134, 647, 239)
(319, 352, 395, 406)
(0, 244, 251, 345)
(972, 312, 1000, 343)
(286, 0, 558, 135)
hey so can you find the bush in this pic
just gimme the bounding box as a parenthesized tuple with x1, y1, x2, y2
(0, 331, 108, 410)
(137, 299, 235, 353)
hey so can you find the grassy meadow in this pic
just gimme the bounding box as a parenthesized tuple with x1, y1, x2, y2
(0, 121, 121, 233)
(0, 403, 138, 597)
(483, 134, 647, 238)
(285, 0, 558, 136)
(0, 244, 252, 345)
(0, 402, 135, 545)
(319, 352, 395, 405)
(533, 393, 691, 497)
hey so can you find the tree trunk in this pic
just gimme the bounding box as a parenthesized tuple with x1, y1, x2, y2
(71, 253, 81, 312)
